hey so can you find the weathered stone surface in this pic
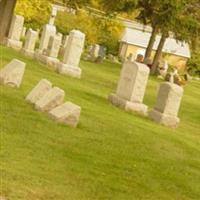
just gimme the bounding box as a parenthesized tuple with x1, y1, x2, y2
(148, 82, 184, 128)
(109, 61, 150, 116)
(8, 15, 24, 41)
(46, 33, 62, 58)
(38, 24, 56, 52)
(49, 102, 81, 127)
(35, 87, 65, 112)
(58, 30, 85, 78)
(116, 61, 150, 103)
(5, 15, 24, 49)
(21, 28, 38, 56)
(26, 79, 52, 104)
(108, 93, 148, 116)
(0, 59, 26, 87)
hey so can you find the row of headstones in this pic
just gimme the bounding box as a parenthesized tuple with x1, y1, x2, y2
(4, 9, 85, 79)
(108, 61, 184, 128)
(0, 59, 81, 128)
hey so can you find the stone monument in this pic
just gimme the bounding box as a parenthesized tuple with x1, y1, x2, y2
(5, 15, 24, 49)
(21, 28, 38, 57)
(108, 61, 150, 116)
(57, 30, 85, 78)
(148, 82, 184, 128)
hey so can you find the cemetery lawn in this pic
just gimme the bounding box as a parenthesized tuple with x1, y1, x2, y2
(0, 45, 200, 200)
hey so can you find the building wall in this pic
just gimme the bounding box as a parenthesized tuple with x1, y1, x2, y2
(119, 43, 188, 71)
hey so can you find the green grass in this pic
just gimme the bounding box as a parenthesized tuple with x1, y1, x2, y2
(0, 45, 200, 200)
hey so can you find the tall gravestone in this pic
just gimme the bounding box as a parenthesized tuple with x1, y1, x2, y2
(21, 28, 38, 57)
(148, 82, 183, 127)
(109, 61, 150, 116)
(5, 15, 24, 49)
(57, 30, 85, 78)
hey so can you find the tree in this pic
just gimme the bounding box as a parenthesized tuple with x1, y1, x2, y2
(0, 0, 17, 43)
(151, 0, 200, 74)
(15, 0, 52, 29)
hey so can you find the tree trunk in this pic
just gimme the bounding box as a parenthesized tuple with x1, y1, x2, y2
(151, 32, 167, 75)
(0, 0, 17, 44)
(144, 25, 158, 64)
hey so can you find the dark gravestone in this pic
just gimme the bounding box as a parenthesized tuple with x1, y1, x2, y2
(0, 0, 17, 44)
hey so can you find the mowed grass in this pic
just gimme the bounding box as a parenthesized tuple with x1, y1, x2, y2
(0, 45, 200, 200)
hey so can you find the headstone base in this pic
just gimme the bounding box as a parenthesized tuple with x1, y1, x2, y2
(34, 51, 59, 71)
(108, 93, 148, 116)
(57, 63, 81, 78)
(21, 49, 35, 57)
(5, 39, 23, 50)
(148, 109, 180, 128)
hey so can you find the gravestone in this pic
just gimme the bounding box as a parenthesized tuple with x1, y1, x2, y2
(90, 44, 100, 61)
(26, 79, 52, 104)
(46, 33, 62, 58)
(148, 82, 183, 127)
(35, 87, 65, 112)
(49, 102, 81, 127)
(36, 33, 62, 69)
(0, 59, 26, 88)
(109, 61, 150, 116)
(36, 24, 56, 54)
(21, 28, 38, 57)
(57, 30, 85, 78)
(21, 26, 27, 38)
(5, 15, 24, 49)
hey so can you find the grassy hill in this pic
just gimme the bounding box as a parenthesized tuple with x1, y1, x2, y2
(0, 45, 200, 200)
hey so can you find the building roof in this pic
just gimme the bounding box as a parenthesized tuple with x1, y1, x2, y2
(120, 28, 191, 58)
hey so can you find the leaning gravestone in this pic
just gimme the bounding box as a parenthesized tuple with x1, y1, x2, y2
(148, 82, 184, 128)
(21, 28, 38, 57)
(35, 87, 65, 112)
(57, 30, 85, 78)
(0, 59, 26, 88)
(49, 102, 81, 127)
(109, 61, 150, 116)
(26, 79, 52, 104)
(5, 15, 24, 50)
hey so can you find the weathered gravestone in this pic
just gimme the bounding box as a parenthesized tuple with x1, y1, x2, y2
(5, 15, 24, 49)
(21, 28, 38, 57)
(26, 79, 52, 104)
(36, 33, 62, 69)
(49, 102, 81, 127)
(0, 59, 26, 88)
(109, 61, 150, 116)
(148, 82, 184, 128)
(57, 30, 85, 78)
(35, 87, 65, 112)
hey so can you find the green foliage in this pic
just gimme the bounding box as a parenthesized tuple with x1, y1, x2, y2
(15, 0, 52, 29)
(187, 51, 200, 77)
(56, 10, 123, 54)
